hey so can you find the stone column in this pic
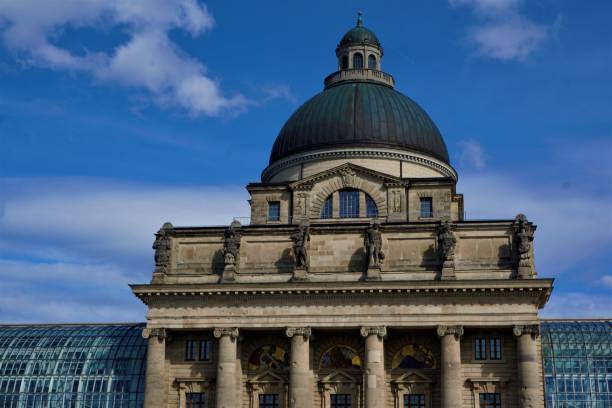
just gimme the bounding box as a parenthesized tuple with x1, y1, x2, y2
(142, 328, 167, 408)
(360, 326, 387, 408)
(214, 328, 239, 408)
(286, 327, 312, 408)
(513, 325, 541, 408)
(437, 325, 463, 408)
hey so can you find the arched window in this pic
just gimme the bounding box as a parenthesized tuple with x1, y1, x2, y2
(391, 344, 436, 369)
(321, 196, 333, 219)
(366, 195, 378, 217)
(248, 344, 289, 371)
(341, 55, 349, 70)
(368, 54, 377, 69)
(320, 190, 378, 219)
(339, 189, 359, 218)
(320, 346, 362, 369)
(352, 52, 363, 69)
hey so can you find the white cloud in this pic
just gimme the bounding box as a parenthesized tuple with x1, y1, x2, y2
(457, 139, 487, 169)
(459, 172, 612, 277)
(449, 0, 555, 61)
(0, 177, 249, 262)
(0, 0, 251, 116)
(601, 275, 612, 288)
(542, 292, 612, 318)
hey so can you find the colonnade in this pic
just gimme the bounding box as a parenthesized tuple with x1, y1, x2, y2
(142, 325, 542, 408)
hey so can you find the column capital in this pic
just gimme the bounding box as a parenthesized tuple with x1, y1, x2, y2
(436, 325, 464, 339)
(213, 327, 239, 339)
(360, 326, 387, 338)
(142, 327, 166, 340)
(286, 327, 312, 339)
(513, 324, 540, 338)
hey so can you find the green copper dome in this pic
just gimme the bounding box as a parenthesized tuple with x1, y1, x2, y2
(269, 81, 449, 164)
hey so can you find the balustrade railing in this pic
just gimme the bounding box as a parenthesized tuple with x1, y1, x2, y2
(324, 69, 395, 88)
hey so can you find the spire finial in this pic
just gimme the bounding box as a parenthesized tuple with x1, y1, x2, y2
(357, 12, 363, 27)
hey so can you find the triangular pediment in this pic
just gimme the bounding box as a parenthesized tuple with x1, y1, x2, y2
(290, 163, 404, 190)
(393, 370, 433, 384)
(249, 370, 286, 383)
(321, 369, 358, 384)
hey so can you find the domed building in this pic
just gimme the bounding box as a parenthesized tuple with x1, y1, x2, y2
(127, 16, 553, 408)
(3, 16, 611, 408)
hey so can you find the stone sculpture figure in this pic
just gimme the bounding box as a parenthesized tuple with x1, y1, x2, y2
(437, 219, 456, 279)
(364, 221, 384, 280)
(514, 213, 535, 279)
(291, 222, 310, 269)
(152, 222, 173, 283)
(221, 220, 241, 282)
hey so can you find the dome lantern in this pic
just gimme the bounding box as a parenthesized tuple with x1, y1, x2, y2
(335, 13, 383, 72)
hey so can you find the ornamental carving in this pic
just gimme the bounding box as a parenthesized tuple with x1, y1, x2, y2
(360, 326, 387, 338)
(213, 327, 239, 339)
(152, 222, 173, 276)
(436, 325, 464, 339)
(285, 327, 312, 339)
(221, 220, 241, 282)
(436, 220, 456, 280)
(339, 167, 357, 187)
(365, 220, 385, 269)
(391, 190, 402, 213)
(513, 214, 535, 278)
(513, 325, 540, 338)
(291, 221, 310, 270)
(142, 327, 167, 340)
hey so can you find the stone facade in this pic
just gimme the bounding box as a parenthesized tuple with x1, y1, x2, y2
(132, 16, 552, 408)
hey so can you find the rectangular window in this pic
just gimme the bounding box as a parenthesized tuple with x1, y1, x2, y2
(475, 337, 487, 360)
(489, 337, 502, 360)
(186, 393, 206, 408)
(268, 202, 280, 222)
(479, 393, 501, 408)
(404, 394, 425, 408)
(258, 394, 279, 408)
(339, 190, 359, 218)
(420, 197, 433, 218)
(199, 339, 211, 361)
(330, 394, 352, 408)
(185, 340, 196, 361)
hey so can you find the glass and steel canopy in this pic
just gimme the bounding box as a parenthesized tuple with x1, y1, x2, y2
(0, 324, 146, 408)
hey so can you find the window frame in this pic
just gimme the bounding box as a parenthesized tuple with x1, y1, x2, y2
(258, 393, 280, 408)
(471, 335, 504, 363)
(339, 189, 360, 218)
(185, 392, 207, 408)
(185, 340, 196, 361)
(368, 54, 377, 70)
(199, 339, 211, 362)
(352, 52, 363, 69)
(267, 201, 281, 222)
(404, 394, 426, 408)
(320, 196, 333, 219)
(419, 197, 433, 218)
(330, 393, 352, 408)
(479, 392, 501, 408)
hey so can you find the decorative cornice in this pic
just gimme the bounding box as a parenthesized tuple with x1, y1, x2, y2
(436, 325, 464, 339)
(360, 326, 387, 338)
(285, 327, 312, 339)
(141, 327, 166, 340)
(213, 327, 239, 339)
(513, 324, 540, 338)
(263, 148, 457, 182)
(288, 162, 405, 191)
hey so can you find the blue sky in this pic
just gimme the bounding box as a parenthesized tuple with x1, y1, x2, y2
(0, 0, 610, 323)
